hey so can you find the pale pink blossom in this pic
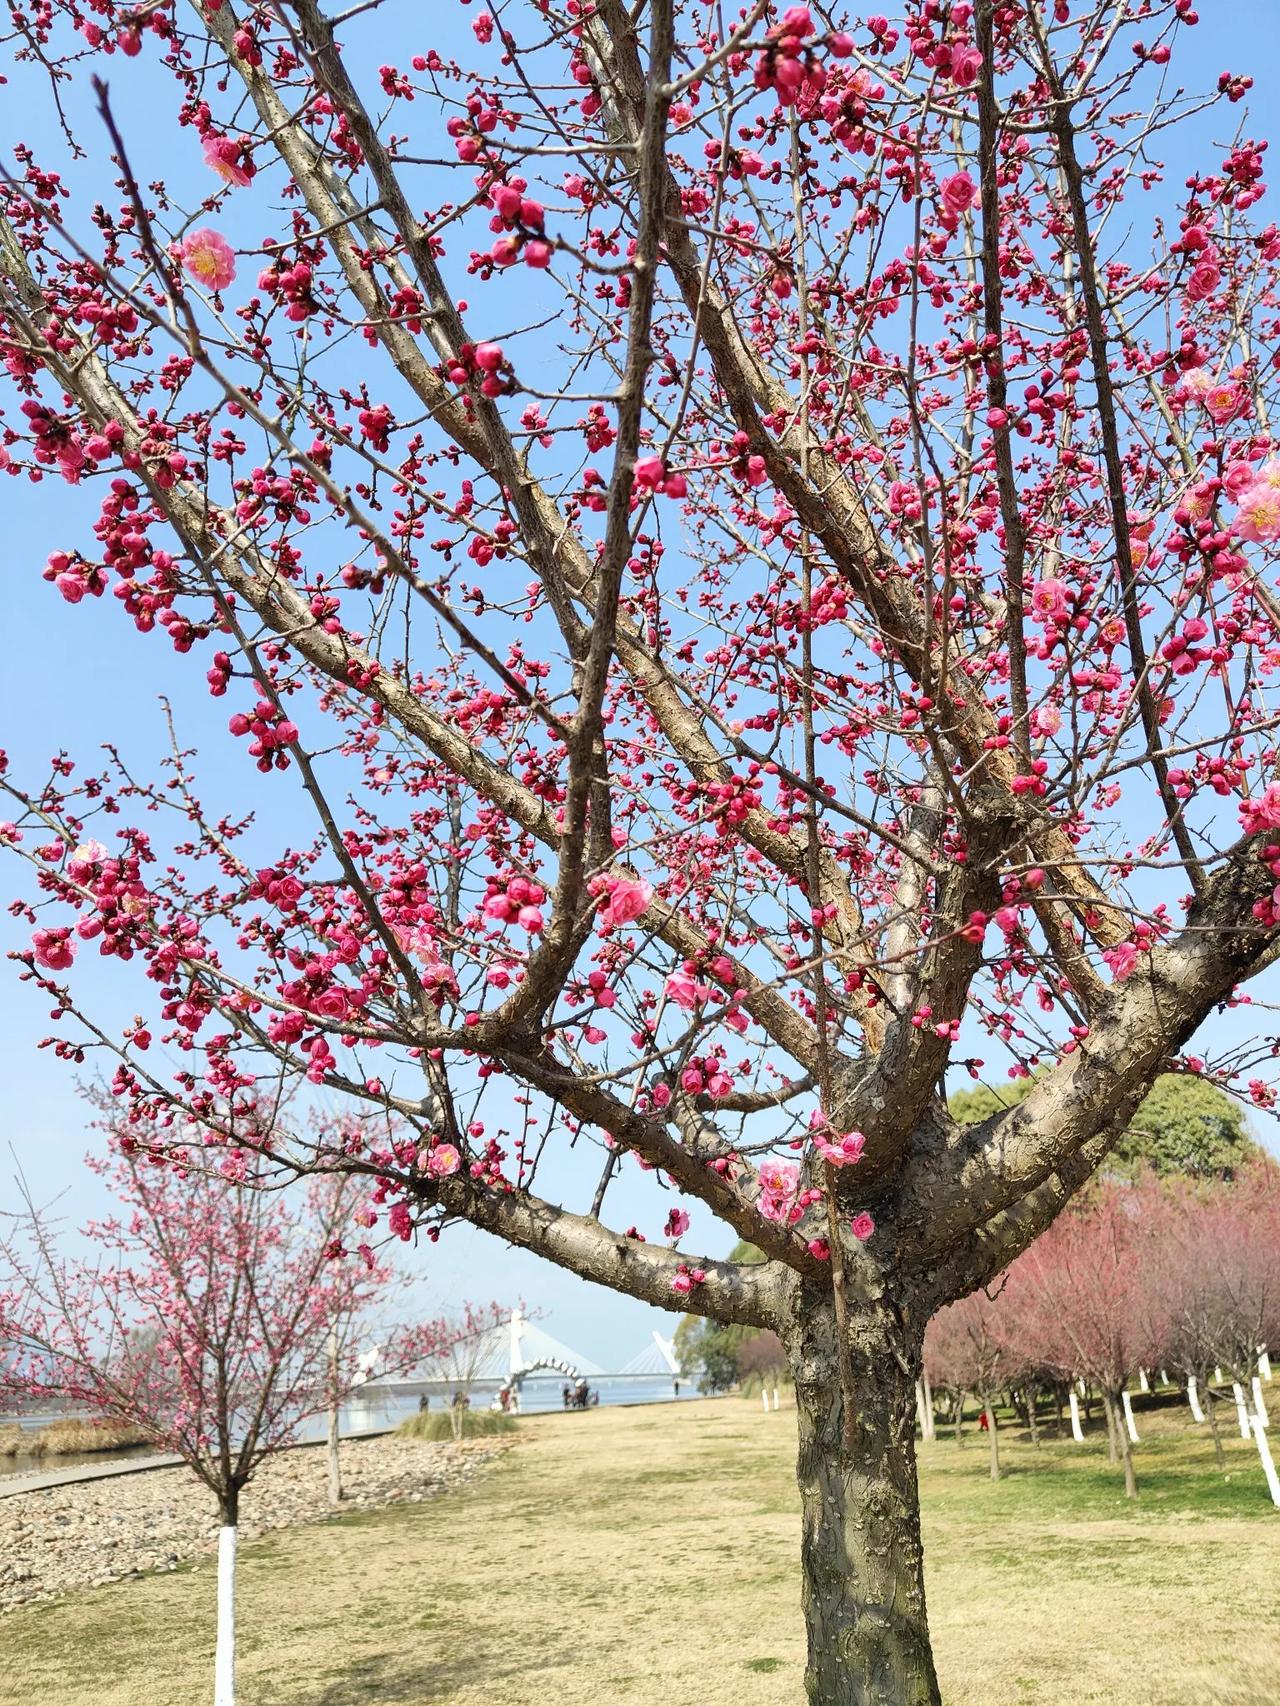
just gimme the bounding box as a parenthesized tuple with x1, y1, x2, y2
(598, 874, 652, 929)
(1203, 382, 1245, 425)
(424, 1143, 462, 1179)
(813, 1129, 866, 1167)
(1102, 942, 1140, 980)
(179, 229, 236, 291)
(1236, 484, 1280, 542)
(1029, 578, 1069, 622)
(202, 134, 253, 187)
(1239, 781, 1280, 835)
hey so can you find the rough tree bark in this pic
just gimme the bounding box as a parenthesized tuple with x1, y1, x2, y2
(787, 1289, 941, 1706)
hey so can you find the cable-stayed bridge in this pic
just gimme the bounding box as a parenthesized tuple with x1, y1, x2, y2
(358, 1308, 679, 1401)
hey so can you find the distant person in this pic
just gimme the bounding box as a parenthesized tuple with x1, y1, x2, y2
(562, 1384, 572, 1410)
(673, 1379, 680, 1398)
(418, 1395, 430, 1413)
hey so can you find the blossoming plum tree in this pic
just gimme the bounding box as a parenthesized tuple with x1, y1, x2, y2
(0, 1141, 478, 1706)
(5, 1, 1280, 1698)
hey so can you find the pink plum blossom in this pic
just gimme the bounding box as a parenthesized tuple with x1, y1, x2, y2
(424, 1143, 462, 1179)
(202, 134, 253, 186)
(597, 874, 652, 929)
(813, 1129, 866, 1167)
(179, 229, 236, 291)
(849, 1212, 875, 1241)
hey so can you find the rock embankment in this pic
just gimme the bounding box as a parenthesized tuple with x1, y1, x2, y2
(0, 1434, 503, 1611)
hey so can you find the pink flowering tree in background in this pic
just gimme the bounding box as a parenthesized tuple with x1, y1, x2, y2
(923, 1286, 1014, 1479)
(1005, 1184, 1159, 1499)
(9, 2, 1280, 1698)
(0, 1135, 480, 1706)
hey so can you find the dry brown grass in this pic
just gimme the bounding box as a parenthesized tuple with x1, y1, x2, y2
(1, 1395, 1277, 1704)
(0, 1418, 149, 1458)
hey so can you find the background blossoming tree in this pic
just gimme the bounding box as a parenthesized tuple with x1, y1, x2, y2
(5, 1, 1280, 1699)
(0, 1141, 478, 1706)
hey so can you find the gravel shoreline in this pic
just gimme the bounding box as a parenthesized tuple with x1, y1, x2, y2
(0, 1434, 505, 1612)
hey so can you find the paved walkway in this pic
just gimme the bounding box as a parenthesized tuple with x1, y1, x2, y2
(0, 1426, 390, 1499)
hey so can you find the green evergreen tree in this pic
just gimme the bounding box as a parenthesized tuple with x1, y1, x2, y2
(948, 1072, 1258, 1178)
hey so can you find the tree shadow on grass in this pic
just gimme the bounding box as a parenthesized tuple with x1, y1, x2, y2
(312, 1643, 567, 1704)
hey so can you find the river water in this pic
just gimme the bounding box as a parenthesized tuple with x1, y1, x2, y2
(0, 1375, 695, 1478)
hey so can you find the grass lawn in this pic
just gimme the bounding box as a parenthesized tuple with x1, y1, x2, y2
(3, 1394, 1278, 1704)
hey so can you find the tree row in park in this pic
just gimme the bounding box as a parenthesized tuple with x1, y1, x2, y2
(0, 1117, 494, 1706)
(923, 1167, 1280, 1503)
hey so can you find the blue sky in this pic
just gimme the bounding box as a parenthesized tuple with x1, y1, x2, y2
(3, 3, 1280, 1366)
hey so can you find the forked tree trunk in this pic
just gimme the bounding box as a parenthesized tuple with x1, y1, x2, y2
(787, 1294, 942, 1706)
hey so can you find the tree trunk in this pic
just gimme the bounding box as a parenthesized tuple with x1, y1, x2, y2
(1024, 1388, 1039, 1448)
(327, 1325, 344, 1505)
(953, 1392, 965, 1448)
(788, 1293, 942, 1706)
(985, 1395, 1000, 1482)
(1107, 1391, 1138, 1499)
(1204, 1386, 1227, 1470)
(215, 1486, 239, 1706)
(1103, 1388, 1118, 1463)
(920, 1367, 935, 1442)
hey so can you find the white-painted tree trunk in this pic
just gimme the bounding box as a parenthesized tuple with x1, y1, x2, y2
(762, 1389, 770, 1414)
(1187, 1377, 1205, 1423)
(1250, 1416, 1280, 1508)
(215, 1524, 237, 1706)
(773, 1386, 780, 1411)
(1233, 1383, 1252, 1439)
(1076, 1376, 1086, 1397)
(1068, 1389, 1085, 1442)
(1260, 1349, 1273, 1381)
(1138, 1368, 1150, 1393)
(1252, 1376, 1270, 1427)
(921, 1368, 936, 1441)
(1121, 1389, 1140, 1444)
(1159, 1369, 1169, 1386)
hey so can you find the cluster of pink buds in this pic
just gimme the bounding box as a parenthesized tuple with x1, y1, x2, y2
(482, 874, 546, 933)
(357, 403, 393, 453)
(32, 926, 76, 972)
(257, 256, 318, 323)
(447, 340, 516, 399)
(227, 699, 299, 771)
(810, 1121, 866, 1168)
(670, 1262, 707, 1296)
(678, 1057, 735, 1099)
(484, 178, 552, 269)
(43, 551, 106, 604)
(633, 456, 687, 499)
(754, 8, 853, 108)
